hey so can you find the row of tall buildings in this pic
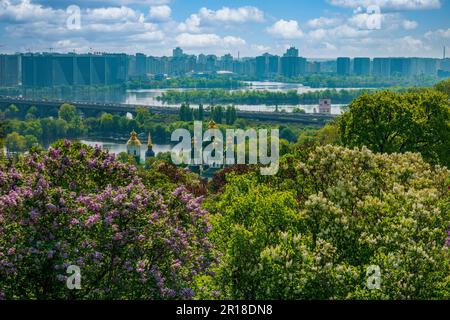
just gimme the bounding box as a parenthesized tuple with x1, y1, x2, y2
(1, 47, 450, 87)
(0, 54, 20, 86)
(145, 47, 315, 78)
(20, 53, 128, 87)
(336, 57, 450, 77)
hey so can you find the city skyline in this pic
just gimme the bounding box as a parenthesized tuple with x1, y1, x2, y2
(0, 0, 449, 58)
(3, 48, 449, 88)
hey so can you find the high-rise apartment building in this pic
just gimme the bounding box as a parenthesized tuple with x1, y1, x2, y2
(280, 47, 305, 78)
(337, 57, 351, 75)
(255, 54, 269, 77)
(173, 47, 184, 58)
(390, 58, 411, 77)
(353, 57, 370, 76)
(135, 53, 147, 78)
(0, 54, 20, 86)
(285, 47, 299, 57)
(21, 53, 128, 87)
(268, 55, 280, 75)
(372, 58, 391, 77)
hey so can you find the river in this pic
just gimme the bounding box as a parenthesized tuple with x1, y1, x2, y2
(79, 139, 172, 159)
(13, 81, 358, 115)
(4, 139, 172, 160)
(125, 81, 352, 114)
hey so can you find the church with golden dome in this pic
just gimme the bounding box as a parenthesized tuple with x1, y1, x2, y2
(126, 131, 155, 164)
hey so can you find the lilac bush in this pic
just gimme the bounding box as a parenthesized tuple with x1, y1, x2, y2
(0, 141, 215, 299)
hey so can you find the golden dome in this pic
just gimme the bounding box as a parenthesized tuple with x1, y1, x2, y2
(208, 120, 218, 129)
(127, 131, 142, 146)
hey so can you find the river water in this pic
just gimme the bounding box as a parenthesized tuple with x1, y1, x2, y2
(125, 81, 351, 114)
(79, 139, 172, 159)
(4, 140, 172, 159)
(14, 81, 357, 115)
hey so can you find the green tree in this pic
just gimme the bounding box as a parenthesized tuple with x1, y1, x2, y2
(117, 151, 137, 165)
(22, 120, 43, 139)
(25, 106, 39, 120)
(24, 134, 39, 149)
(207, 146, 450, 299)
(211, 106, 223, 124)
(67, 116, 85, 138)
(434, 78, 450, 97)
(196, 104, 205, 121)
(99, 113, 114, 133)
(279, 126, 297, 143)
(151, 124, 168, 144)
(5, 104, 19, 119)
(135, 107, 151, 125)
(297, 124, 340, 146)
(54, 119, 69, 138)
(58, 103, 77, 123)
(339, 90, 450, 166)
(5, 132, 27, 152)
(225, 106, 237, 125)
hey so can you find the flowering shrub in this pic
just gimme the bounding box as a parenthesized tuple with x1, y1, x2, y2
(209, 146, 450, 299)
(0, 141, 215, 300)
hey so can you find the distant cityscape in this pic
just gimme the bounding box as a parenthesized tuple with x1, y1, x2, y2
(1, 46, 450, 88)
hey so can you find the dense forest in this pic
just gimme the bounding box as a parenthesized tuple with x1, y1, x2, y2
(0, 79, 449, 300)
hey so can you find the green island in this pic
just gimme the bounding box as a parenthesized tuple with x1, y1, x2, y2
(157, 88, 376, 105)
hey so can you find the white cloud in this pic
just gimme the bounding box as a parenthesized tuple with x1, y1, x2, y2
(402, 19, 418, 30)
(252, 44, 271, 53)
(198, 6, 264, 23)
(177, 14, 202, 33)
(0, 0, 167, 53)
(323, 42, 338, 50)
(175, 33, 246, 48)
(86, 6, 144, 22)
(149, 5, 171, 21)
(40, 0, 172, 4)
(308, 24, 371, 40)
(425, 28, 450, 39)
(396, 35, 427, 52)
(328, 0, 441, 10)
(348, 13, 376, 29)
(306, 17, 340, 28)
(267, 20, 304, 39)
(0, 0, 60, 22)
(177, 6, 264, 33)
(128, 30, 165, 41)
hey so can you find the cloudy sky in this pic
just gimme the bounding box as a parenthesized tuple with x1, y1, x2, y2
(0, 0, 449, 58)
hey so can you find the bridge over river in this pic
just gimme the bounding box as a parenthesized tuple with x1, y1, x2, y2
(0, 96, 337, 126)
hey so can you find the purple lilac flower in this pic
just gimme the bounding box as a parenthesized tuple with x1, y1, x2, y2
(85, 214, 100, 228)
(93, 251, 103, 260)
(29, 209, 39, 220)
(46, 203, 57, 212)
(181, 288, 195, 299)
(112, 233, 123, 241)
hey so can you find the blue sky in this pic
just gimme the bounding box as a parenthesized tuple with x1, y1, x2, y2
(0, 0, 449, 58)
